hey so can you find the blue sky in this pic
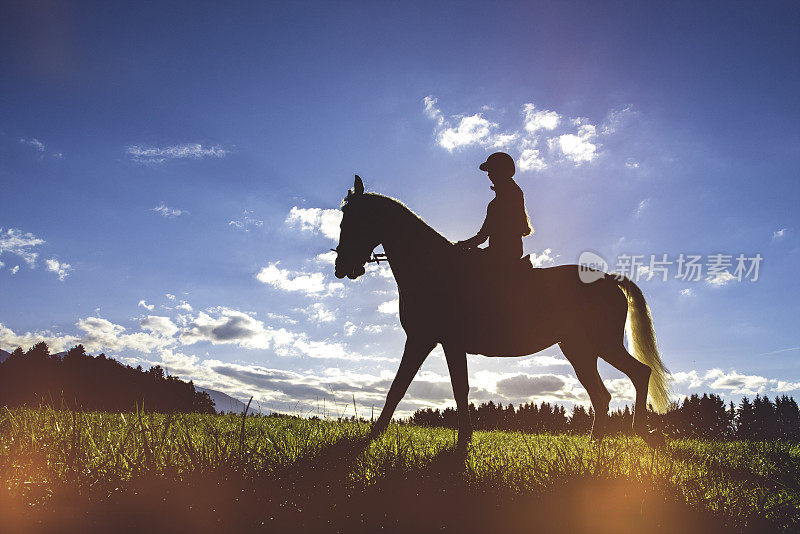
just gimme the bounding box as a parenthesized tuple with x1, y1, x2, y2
(1, 1, 798, 416)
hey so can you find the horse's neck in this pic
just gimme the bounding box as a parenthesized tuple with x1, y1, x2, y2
(378, 200, 451, 290)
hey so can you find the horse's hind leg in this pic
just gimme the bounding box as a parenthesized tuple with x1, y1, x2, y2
(600, 343, 651, 435)
(559, 342, 611, 439)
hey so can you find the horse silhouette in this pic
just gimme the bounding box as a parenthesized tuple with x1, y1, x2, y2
(333, 176, 670, 446)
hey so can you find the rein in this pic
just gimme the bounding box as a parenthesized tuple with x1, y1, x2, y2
(330, 249, 388, 264)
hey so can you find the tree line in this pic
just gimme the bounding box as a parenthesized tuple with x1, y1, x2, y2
(0, 342, 215, 413)
(407, 393, 800, 441)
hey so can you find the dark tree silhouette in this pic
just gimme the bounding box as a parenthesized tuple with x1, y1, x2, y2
(408, 392, 800, 441)
(0, 343, 214, 413)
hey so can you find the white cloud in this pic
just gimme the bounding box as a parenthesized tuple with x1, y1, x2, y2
(772, 228, 787, 241)
(285, 207, 342, 240)
(256, 262, 343, 296)
(775, 381, 800, 392)
(548, 121, 598, 164)
(304, 302, 336, 323)
(378, 299, 399, 314)
(423, 97, 617, 171)
(522, 103, 560, 133)
(422, 95, 444, 126)
(343, 321, 357, 336)
(600, 106, 636, 135)
(706, 271, 736, 287)
(45, 258, 72, 281)
(10, 266, 19, 275)
(518, 142, 547, 172)
(126, 143, 228, 164)
(635, 198, 650, 217)
(0, 227, 44, 266)
(671, 370, 703, 388)
(529, 248, 556, 267)
(0, 323, 79, 353)
(704, 369, 769, 395)
(517, 355, 570, 367)
(19, 137, 45, 151)
(679, 288, 695, 297)
(175, 301, 193, 312)
(152, 203, 188, 218)
(137, 299, 154, 311)
(315, 250, 337, 265)
(625, 159, 640, 169)
(179, 307, 284, 350)
(77, 316, 172, 354)
(437, 113, 498, 151)
(140, 315, 179, 337)
(229, 210, 263, 231)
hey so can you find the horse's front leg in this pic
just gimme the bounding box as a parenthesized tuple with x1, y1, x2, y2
(443, 342, 473, 448)
(370, 337, 436, 438)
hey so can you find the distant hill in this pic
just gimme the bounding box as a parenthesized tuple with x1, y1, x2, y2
(0, 349, 10, 363)
(196, 387, 255, 414)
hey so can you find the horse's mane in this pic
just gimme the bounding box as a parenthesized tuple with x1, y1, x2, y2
(357, 193, 452, 247)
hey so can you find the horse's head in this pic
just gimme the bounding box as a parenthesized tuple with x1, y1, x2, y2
(334, 175, 382, 280)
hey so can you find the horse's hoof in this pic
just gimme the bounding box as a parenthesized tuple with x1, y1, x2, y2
(368, 421, 388, 439)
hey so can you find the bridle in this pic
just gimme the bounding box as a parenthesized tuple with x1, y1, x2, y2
(330, 248, 388, 264)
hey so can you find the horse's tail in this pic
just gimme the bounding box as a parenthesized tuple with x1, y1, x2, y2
(615, 276, 671, 413)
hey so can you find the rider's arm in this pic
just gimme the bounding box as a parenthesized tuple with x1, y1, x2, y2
(457, 217, 490, 249)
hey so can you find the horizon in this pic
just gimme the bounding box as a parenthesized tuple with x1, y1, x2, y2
(1, 1, 799, 418)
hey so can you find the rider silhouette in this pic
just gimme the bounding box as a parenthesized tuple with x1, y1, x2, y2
(455, 152, 532, 265)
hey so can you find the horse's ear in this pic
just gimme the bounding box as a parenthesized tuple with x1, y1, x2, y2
(354, 175, 364, 195)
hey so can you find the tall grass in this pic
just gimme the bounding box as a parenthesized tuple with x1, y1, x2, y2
(1, 406, 798, 533)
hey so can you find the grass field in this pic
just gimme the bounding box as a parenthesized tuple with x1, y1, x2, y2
(1, 407, 798, 533)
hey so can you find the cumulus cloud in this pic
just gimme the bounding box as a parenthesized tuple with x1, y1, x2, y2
(45, 258, 72, 281)
(0, 323, 79, 353)
(0, 227, 44, 267)
(180, 308, 280, 350)
(152, 203, 188, 218)
(529, 248, 556, 267)
(517, 355, 570, 367)
(285, 207, 342, 240)
(548, 120, 598, 164)
(126, 143, 227, 164)
(437, 114, 498, 151)
(140, 315, 179, 337)
(256, 262, 343, 296)
(423, 97, 621, 171)
(303, 302, 336, 323)
(704, 369, 769, 395)
(138, 299, 155, 311)
(378, 299, 399, 314)
(496, 374, 568, 397)
(522, 103, 560, 133)
(77, 317, 171, 354)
